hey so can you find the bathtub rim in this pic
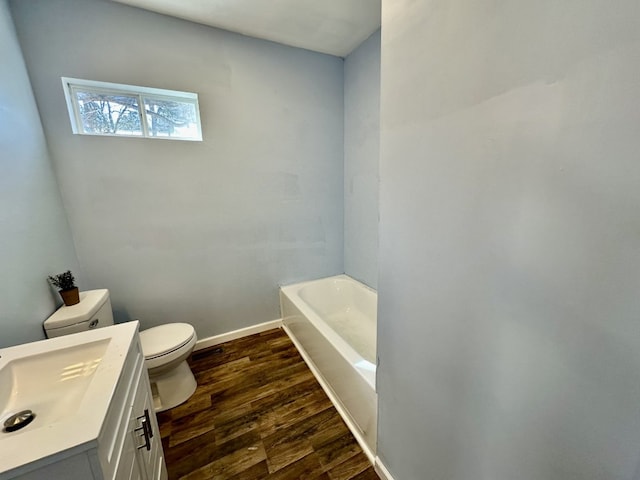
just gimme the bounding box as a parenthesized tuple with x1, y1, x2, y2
(281, 273, 378, 297)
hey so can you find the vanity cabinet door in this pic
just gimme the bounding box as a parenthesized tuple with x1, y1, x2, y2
(131, 372, 166, 480)
(114, 365, 147, 480)
(114, 416, 142, 480)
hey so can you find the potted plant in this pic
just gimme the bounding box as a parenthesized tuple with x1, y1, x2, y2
(48, 270, 80, 306)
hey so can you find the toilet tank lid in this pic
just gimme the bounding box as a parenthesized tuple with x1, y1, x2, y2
(44, 289, 110, 329)
(139, 323, 195, 358)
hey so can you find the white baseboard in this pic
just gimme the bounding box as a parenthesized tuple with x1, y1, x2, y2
(194, 319, 282, 351)
(374, 456, 396, 480)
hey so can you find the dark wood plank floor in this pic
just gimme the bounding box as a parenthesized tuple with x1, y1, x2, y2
(157, 328, 380, 480)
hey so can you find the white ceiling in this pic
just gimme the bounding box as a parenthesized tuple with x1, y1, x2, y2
(112, 0, 381, 57)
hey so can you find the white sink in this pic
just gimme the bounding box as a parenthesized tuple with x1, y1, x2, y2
(0, 322, 139, 477)
(0, 339, 110, 430)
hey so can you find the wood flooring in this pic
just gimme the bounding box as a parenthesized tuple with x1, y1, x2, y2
(156, 328, 380, 480)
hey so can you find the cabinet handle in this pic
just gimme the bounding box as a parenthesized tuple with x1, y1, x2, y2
(137, 409, 154, 439)
(135, 409, 152, 451)
(144, 409, 153, 438)
(136, 420, 151, 451)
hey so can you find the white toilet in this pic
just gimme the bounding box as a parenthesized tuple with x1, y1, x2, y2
(44, 289, 198, 412)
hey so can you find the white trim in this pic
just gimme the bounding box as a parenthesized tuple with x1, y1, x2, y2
(374, 457, 396, 480)
(62, 77, 199, 99)
(62, 79, 81, 134)
(194, 319, 283, 351)
(282, 324, 376, 465)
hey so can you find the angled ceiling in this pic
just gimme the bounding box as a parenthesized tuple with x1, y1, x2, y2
(111, 0, 381, 57)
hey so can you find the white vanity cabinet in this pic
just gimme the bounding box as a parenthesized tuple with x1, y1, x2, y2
(116, 365, 164, 480)
(99, 336, 167, 480)
(1, 324, 167, 480)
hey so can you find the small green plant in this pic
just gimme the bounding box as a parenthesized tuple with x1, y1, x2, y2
(47, 270, 77, 291)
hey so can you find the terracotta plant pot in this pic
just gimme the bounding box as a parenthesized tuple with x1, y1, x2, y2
(60, 287, 80, 306)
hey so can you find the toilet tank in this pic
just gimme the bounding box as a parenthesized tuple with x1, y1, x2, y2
(44, 289, 115, 338)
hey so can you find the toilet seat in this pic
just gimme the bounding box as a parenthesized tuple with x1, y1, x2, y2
(140, 323, 196, 370)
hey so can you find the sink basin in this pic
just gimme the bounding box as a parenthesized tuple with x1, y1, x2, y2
(0, 339, 110, 430)
(0, 322, 139, 478)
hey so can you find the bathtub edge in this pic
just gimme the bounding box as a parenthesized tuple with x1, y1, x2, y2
(374, 456, 397, 480)
(282, 323, 376, 465)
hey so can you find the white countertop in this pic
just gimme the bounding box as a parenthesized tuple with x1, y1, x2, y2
(0, 322, 139, 478)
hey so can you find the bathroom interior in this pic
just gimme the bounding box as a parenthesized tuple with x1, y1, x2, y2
(2, 0, 640, 479)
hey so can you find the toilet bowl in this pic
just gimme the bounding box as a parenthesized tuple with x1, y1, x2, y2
(139, 323, 198, 412)
(43, 289, 198, 412)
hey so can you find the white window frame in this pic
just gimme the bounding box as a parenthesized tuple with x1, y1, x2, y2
(61, 77, 202, 141)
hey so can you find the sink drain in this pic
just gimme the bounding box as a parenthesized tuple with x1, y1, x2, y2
(3, 410, 36, 433)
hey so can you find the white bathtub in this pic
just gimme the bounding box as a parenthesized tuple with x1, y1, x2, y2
(280, 274, 377, 457)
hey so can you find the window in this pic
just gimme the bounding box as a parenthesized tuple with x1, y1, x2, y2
(61, 77, 202, 141)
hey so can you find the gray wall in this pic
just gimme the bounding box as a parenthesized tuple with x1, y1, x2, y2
(10, 0, 344, 338)
(378, 1, 640, 479)
(0, 0, 80, 348)
(344, 30, 380, 289)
